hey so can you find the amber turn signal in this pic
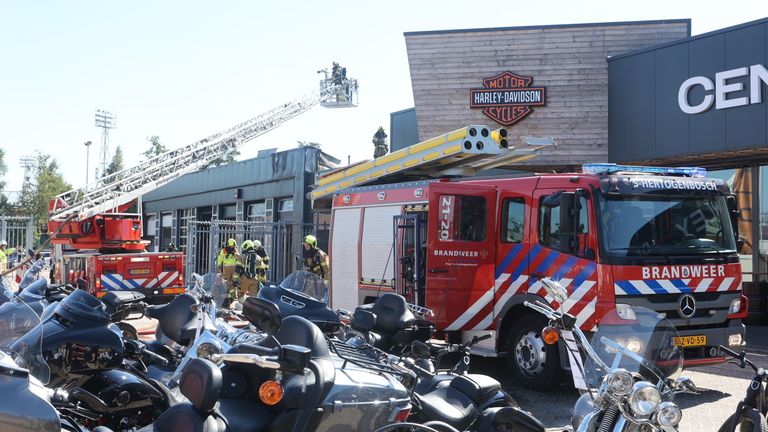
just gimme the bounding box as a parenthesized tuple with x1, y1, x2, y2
(259, 380, 284, 406)
(542, 326, 560, 345)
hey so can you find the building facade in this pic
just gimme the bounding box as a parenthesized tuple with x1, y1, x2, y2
(142, 146, 338, 270)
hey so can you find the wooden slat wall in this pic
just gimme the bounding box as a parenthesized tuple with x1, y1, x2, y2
(405, 22, 689, 166)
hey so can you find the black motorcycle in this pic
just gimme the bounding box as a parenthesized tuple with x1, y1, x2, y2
(348, 292, 435, 354)
(257, 270, 344, 335)
(10, 289, 173, 430)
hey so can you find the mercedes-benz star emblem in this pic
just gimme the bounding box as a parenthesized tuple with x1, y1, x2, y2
(678, 294, 696, 319)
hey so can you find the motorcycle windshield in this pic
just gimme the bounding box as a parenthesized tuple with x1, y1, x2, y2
(0, 295, 48, 351)
(6, 296, 49, 385)
(585, 306, 682, 389)
(280, 270, 329, 303)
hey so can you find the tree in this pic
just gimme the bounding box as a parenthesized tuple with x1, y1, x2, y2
(202, 149, 240, 169)
(103, 145, 124, 179)
(0, 149, 10, 214)
(298, 141, 322, 149)
(16, 153, 71, 236)
(143, 135, 168, 159)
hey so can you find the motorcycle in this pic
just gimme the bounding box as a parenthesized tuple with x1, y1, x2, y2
(525, 278, 696, 431)
(145, 296, 413, 432)
(9, 288, 174, 430)
(347, 292, 435, 354)
(257, 270, 344, 335)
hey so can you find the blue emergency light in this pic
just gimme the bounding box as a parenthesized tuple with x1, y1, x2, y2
(582, 163, 707, 178)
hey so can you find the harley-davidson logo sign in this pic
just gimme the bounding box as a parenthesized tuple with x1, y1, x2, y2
(470, 71, 546, 126)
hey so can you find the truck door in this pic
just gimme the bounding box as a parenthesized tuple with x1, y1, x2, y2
(427, 182, 497, 331)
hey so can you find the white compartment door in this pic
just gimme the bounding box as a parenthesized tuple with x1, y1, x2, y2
(330, 208, 362, 311)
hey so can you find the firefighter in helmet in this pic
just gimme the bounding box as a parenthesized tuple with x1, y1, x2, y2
(237, 240, 262, 299)
(216, 238, 240, 306)
(302, 235, 329, 282)
(0, 240, 16, 273)
(251, 240, 270, 282)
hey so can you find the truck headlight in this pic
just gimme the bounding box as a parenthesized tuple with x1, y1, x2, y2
(629, 382, 661, 416)
(729, 298, 741, 315)
(606, 369, 633, 395)
(656, 401, 682, 427)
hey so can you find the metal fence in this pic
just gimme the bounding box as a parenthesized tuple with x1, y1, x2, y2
(185, 220, 329, 283)
(0, 216, 34, 252)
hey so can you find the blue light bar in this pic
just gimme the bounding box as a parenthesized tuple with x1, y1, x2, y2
(582, 163, 707, 178)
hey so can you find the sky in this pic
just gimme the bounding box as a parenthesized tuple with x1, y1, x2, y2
(1, 0, 766, 199)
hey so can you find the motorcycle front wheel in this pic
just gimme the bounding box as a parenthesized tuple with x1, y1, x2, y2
(718, 411, 768, 432)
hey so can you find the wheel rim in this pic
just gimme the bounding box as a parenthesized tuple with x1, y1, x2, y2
(514, 329, 547, 378)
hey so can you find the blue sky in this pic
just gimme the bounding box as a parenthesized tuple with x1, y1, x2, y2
(0, 0, 765, 197)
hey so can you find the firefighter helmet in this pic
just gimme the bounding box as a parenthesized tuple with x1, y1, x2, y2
(303, 235, 317, 248)
(227, 238, 236, 247)
(242, 240, 254, 251)
(0, 240, 6, 247)
(252, 240, 262, 248)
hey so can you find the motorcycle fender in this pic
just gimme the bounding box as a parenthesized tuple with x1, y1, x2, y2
(474, 406, 545, 432)
(79, 370, 166, 412)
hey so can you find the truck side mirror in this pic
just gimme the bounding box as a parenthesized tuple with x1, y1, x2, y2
(725, 195, 745, 252)
(559, 192, 579, 254)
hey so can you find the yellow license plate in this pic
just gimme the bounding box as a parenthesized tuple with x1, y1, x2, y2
(673, 335, 707, 347)
(129, 268, 151, 275)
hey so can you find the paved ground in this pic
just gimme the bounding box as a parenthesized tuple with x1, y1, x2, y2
(129, 313, 767, 430)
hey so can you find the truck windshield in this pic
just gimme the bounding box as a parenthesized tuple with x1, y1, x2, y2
(598, 194, 736, 257)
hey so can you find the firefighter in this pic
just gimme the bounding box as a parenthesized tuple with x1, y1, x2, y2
(216, 238, 240, 306)
(237, 240, 263, 299)
(0, 240, 16, 273)
(252, 240, 270, 283)
(302, 235, 329, 282)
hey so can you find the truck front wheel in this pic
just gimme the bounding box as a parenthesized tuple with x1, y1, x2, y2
(506, 315, 561, 391)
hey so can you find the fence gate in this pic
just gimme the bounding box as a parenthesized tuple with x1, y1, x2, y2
(0, 216, 34, 286)
(184, 220, 328, 284)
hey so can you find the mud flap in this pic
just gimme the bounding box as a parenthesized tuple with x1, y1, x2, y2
(474, 406, 546, 432)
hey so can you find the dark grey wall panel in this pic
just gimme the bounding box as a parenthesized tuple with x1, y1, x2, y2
(609, 18, 768, 164)
(390, 108, 420, 152)
(725, 24, 766, 151)
(654, 43, 690, 158)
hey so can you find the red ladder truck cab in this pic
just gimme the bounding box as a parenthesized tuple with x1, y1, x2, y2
(328, 163, 747, 389)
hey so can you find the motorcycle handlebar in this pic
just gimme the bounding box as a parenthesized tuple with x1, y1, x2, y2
(718, 345, 758, 372)
(142, 347, 170, 367)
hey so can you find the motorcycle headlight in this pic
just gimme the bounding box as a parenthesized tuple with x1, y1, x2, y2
(656, 401, 682, 427)
(196, 342, 223, 363)
(629, 382, 661, 416)
(606, 369, 633, 395)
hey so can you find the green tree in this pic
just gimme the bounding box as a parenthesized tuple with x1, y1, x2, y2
(202, 149, 240, 169)
(103, 145, 124, 179)
(298, 141, 322, 148)
(143, 135, 168, 159)
(0, 149, 10, 214)
(16, 153, 71, 236)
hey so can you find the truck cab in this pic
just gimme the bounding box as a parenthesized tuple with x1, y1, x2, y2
(329, 163, 746, 389)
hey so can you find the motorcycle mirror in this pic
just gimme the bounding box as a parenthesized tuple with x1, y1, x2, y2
(541, 278, 568, 304)
(411, 340, 431, 359)
(243, 297, 282, 334)
(674, 376, 699, 393)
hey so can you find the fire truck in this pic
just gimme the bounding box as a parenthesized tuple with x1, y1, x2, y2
(314, 125, 747, 389)
(48, 67, 358, 302)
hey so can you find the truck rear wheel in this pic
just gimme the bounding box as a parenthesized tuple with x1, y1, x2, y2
(506, 314, 560, 391)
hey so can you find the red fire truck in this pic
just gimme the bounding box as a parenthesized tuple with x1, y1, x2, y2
(320, 131, 747, 389)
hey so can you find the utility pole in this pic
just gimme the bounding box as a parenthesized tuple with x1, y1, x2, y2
(84, 141, 92, 188)
(94, 110, 116, 180)
(19, 156, 36, 190)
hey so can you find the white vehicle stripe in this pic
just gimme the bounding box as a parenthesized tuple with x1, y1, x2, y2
(493, 276, 529, 316)
(695, 278, 713, 292)
(444, 286, 495, 331)
(471, 312, 494, 330)
(718, 277, 735, 292)
(575, 298, 597, 328)
(561, 281, 595, 313)
(658, 280, 680, 294)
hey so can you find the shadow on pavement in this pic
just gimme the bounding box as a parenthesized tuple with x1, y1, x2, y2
(675, 388, 732, 409)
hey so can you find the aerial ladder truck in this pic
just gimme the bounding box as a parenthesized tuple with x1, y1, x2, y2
(47, 67, 358, 302)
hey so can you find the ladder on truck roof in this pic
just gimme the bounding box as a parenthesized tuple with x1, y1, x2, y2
(50, 71, 358, 222)
(310, 125, 553, 201)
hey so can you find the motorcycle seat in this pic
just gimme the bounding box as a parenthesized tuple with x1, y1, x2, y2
(371, 293, 415, 334)
(454, 374, 502, 405)
(416, 385, 477, 431)
(146, 293, 197, 346)
(153, 358, 227, 432)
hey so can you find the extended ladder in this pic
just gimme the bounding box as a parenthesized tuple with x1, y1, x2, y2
(51, 74, 358, 222)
